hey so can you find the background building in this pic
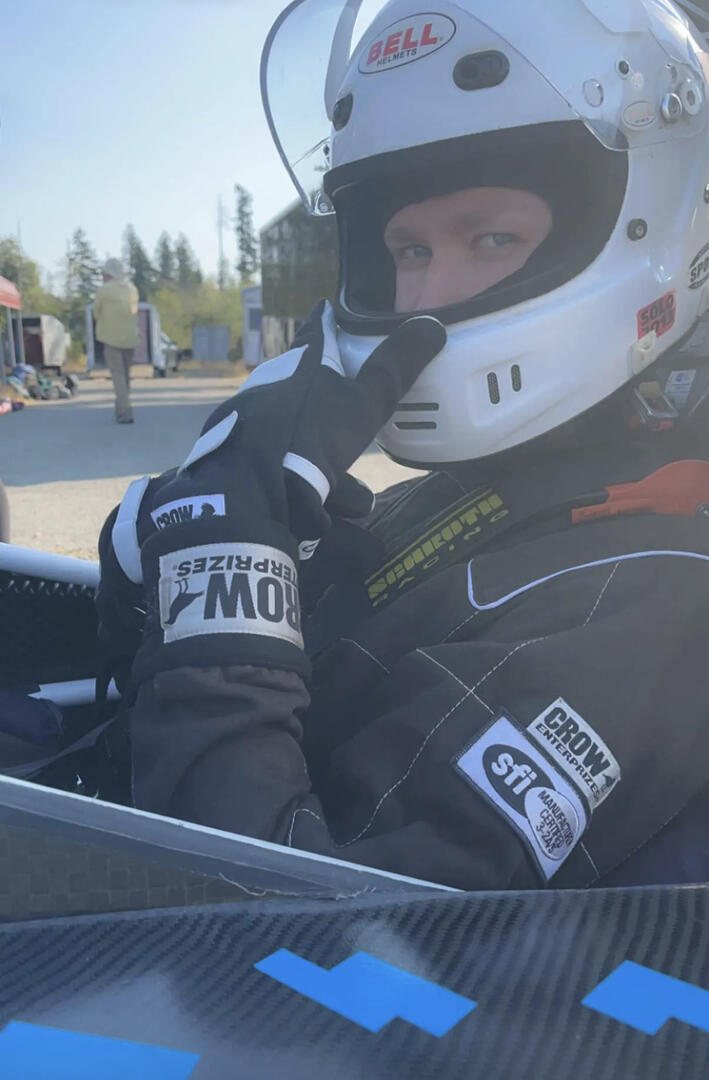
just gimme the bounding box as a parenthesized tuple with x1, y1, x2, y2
(260, 201, 337, 359)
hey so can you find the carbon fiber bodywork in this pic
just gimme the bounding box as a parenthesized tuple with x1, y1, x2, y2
(0, 776, 706, 1078)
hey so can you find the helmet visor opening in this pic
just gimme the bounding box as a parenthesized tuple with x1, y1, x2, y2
(326, 122, 629, 330)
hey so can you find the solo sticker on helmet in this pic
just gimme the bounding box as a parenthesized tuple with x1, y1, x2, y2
(454, 714, 589, 880)
(637, 291, 676, 340)
(358, 13, 456, 75)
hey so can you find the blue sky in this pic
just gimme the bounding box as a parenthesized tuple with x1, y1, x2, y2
(0, 0, 304, 283)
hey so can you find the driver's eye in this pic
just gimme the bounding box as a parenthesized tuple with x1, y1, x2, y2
(399, 244, 431, 261)
(476, 232, 518, 249)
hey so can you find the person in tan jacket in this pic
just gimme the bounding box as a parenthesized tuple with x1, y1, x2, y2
(93, 258, 139, 423)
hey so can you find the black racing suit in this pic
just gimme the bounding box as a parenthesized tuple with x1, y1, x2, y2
(102, 426, 709, 891)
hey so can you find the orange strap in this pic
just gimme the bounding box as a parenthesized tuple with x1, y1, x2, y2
(572, 460, 709, 524)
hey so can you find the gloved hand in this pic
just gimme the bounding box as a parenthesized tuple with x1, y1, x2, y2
(134, 301, 446, 682)
(96, 455, 374, 691)
(96, 471, 177, 693)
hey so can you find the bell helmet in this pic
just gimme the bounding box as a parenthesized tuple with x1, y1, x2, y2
(262, 0, 709, 466)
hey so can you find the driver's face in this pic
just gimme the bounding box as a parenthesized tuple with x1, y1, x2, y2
(383, 186, 553, 313)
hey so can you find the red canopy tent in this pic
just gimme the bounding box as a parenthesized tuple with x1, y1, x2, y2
(0, 277, 21, 311)
(0, 275, 24, 380)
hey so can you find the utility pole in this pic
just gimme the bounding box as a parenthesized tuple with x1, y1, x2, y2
(217, 195, 228, 290)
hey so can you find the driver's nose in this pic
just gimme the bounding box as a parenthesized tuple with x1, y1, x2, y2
(411, 253, 478, 311)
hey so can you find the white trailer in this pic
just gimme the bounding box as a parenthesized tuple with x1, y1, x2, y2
(21, 314, 69, 374)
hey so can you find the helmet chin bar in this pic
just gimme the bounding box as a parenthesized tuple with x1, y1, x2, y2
(369, 309, 709, 472)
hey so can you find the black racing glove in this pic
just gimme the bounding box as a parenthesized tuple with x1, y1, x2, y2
(134, 301, 446, 682)
(96, 470, 177, 694)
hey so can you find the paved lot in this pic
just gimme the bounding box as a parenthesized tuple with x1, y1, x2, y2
(2, 370, 421, 561)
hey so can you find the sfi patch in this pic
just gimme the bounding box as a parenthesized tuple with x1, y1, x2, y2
(359, 13, 456, 74)
(689, 243, 709, 291)
(158, 543, 303, 648)
(637, 291, 675, 340)
(526, 698, 621, 811)
(151, 494, 226, 530)
(454, 715, 588, 881)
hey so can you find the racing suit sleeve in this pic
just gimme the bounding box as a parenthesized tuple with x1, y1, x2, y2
(129, 655, 547, 891)
(131, 666, 314, 845)
(129, 540, 709, 893)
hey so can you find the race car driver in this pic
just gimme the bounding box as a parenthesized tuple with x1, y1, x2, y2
(98, 0, 709, 890)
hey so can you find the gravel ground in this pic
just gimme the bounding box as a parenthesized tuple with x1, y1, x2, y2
(3, 370, 422, 561)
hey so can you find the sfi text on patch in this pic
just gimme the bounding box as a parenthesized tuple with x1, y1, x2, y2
(455, 715, 588, 880)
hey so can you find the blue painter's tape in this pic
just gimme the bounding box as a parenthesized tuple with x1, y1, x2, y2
(0, 1022, 200, 1080)
(583, 961, 709, 1036)
(255, 948, 476, 1036)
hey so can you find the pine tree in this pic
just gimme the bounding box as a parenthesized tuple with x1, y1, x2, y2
(63, 228, 101, 342)
(155, 232, 176, 287)
(123, 224, 156, 301)
(234, 184, 259, 281)
(65, 228, 101, 303)
(175, 233, 203, 290)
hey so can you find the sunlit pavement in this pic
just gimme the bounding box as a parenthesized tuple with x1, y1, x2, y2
(3, 370, 422, 560)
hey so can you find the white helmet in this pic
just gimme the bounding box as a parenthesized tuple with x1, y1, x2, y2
(262, 0, 709, 466)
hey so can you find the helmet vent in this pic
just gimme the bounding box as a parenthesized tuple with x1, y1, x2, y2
(487, 373, 501, 405)
(394, 402, 438, 431)
(511, 365, 522, 392)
